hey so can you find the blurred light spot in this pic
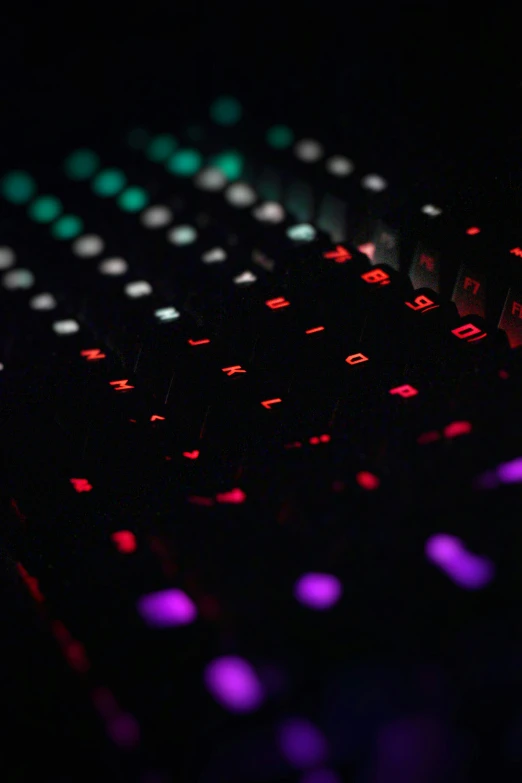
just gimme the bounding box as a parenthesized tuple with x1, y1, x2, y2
(92, 168, 127, 197)
(202, 247, 227, 263)
(166, 149, 202, 177)
(361, 174, 388, 192)
(252, 201, 285, 223)
(52, 319, 80, 335)
(64, 149, 100, 180)
(286, 223, 317, 242)
(443, 420, 472, 439)
(141, 205, 173, 228)
(425, 533, 495, 589)
(421, 204, 442, 217)
(106, 713, 141, 749)
(167, 225, 198, 246)
(325, 155, 354, 177)
(72, 234, 105, 257)
(194, 167, 227, 191)
(51, 215, 84, 240)
(233, 270, 257, 285)
(111, 530, 137, 554)
(146, 134, 178, 162)
(225, 182, 257, 208)
(356, 471, 380, 490)
(210, 96, 243, 126)
(204, 655, 264, 713)
(98, 257, 128, 276)
(209, 151, 243, 180)
(466, 226, 480, 235)
(154, 306, 180, 322)
(278, 718, 328, 769)
(124, 280, 152, 298)
(1, 170, 36, 204)
(266, 124, 294, 149)
(137, 588, 197, 627)
(294, 139, 324, 163)
(0, 247, 15, 269)
(117, 186, 149, 212)
(2, 268, 35, 290)
(215, 488, 246, 504)
(294, 572, 342, 610)
(28, 195, 62, 223)
(29, 292, 57, 310)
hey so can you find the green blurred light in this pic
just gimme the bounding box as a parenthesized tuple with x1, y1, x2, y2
(92, 168, 127, 197)
(117, 186, 150, 212)
(28, 195, 63, 223)
(210, 96, 242, 126)
(127, 128, 149, 150)
(286, 223, 317, 242)
(146, 134, 178, 162)
(166, 149, 202, 177)
(266, 125, 294, 149)
(1, 171, 36, 204)
(210, 150, 243, 180)
(51, 215, 84, 240)
(64, 149, 100, 180)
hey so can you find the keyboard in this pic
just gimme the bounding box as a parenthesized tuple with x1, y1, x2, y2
(2, 85, 522, 783)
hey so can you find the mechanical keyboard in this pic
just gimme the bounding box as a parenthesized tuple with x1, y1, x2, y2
(2, 81, 522, 783)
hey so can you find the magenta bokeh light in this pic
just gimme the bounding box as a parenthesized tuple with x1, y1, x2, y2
(204, 655, 264, 713)
(294, 572, 342, 610)
(425, 534, 494, 590)
(137, 588, 197, 627)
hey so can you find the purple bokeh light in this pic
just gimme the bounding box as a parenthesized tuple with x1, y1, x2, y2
(497, 457, 522, 484)
(137, 588, 197, 627)
(294, 572, 342, 610)
(204, 655, 265, 713)
(425, 534, 494, 590)
(277, 718, 328, 769)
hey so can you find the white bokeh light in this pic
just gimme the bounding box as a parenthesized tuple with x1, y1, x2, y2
(252, 202, 285, 224)
(167, 225, 198, 246)
(325, 155, 354, 177)
(154, 306, 180, 321)
(421, 204, 443, 217)
(124, 280, 152, 298)
(2, 268, 35, 290)
(98, 257, 129, 276)
(294, 139, 324, 163)
(140, 205, 173, 229)
(233, 270, 257, 285)
(29, 292, 57, 311)
(361, 174, 388, 192)
(0, 246, 16, 270)
(225, 182, 257, 208)
(72, 234, 105, 258)
(202, 247, 227, 264)
(286, 223, 317, 242)
(194, 167, 227, 191)
(52, 319, 80, 335)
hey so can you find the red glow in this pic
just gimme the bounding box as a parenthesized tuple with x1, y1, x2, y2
(188, 495, 214, 506)
(150, 414, 165, 421)
(16, 562, 44, 603)
(356, 471, 380, 490)
(70, 477, 93, 493)
(10, 497, 27, 522)
(305, 326, 325, 334)
(309, 436, 320, 444)
(511, 302, 522, 317)
(463, 276, 481, 294)
(80, 348, 106, 361)
(417, 431, 441, 445)
(216, 488, 246, 504)
(285, 441, 302, 449)
(222, 365, 247, 376)
(405, 294, 437, 311)
(361, 268, 390, 285)
(188, 338, 210, 346)
(183, 450, 200, 459)
(389, 384, 418, 398)
(444, 420, 472, 439)
(466, 227, 480, 235)
(110, 379, 134, 391)
(419, 253, 435, 271)
(261, 398, 282, 409)
(468, 332, 487, 342)
(323, 245, 352, 263)
(346, 352, 369, 365)
(111, 530, 137, 553)
(451, 323, 484, 340)
(309, 434, 331, 445)
(320, 434, 331, 442)
(510, 247, 522, 258)
(266, 297, 290, 309)
(499, 369, 510, 379)
(357, 242, 376, 261)
(52, 620, 91, 673)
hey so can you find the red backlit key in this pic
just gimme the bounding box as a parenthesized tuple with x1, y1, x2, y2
(451, 265, 486, 318)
